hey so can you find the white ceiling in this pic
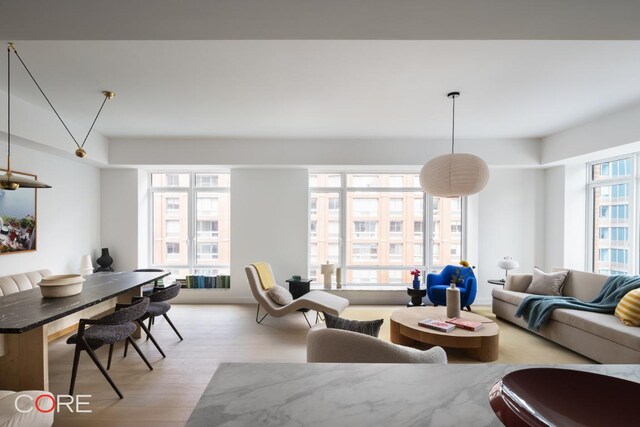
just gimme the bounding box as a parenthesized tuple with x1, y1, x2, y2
(3, 40, 640, 139)
(2, 0, 640, 40)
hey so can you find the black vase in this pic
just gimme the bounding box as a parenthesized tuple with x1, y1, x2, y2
(94, 248, 114, 272)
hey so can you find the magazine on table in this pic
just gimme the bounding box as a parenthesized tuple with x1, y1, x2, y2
(446, 317, 484, 331)
(418, 318, 456, 332)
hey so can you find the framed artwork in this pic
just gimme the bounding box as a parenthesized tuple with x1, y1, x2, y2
(0, 169, 38, 254)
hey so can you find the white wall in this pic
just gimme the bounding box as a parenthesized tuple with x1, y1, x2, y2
(227, 168, 309, 303)
(109, 137, 541, 168)
(544, 166, 566, 270)
(562, 163, 587, 270)
(476, 168, 546, 304)
(100, 169, 140, 271)
(0, 143, 101, 274)
(542, 102, 640, 165)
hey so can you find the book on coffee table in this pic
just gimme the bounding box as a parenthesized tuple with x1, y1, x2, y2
(418, 319, 456, 332)
(446, 317, 484, 331)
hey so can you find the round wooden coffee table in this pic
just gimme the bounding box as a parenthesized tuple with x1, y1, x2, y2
(390, 306, 499, 362)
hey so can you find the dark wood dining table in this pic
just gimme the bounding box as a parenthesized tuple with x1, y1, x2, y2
(0, 270, 169, 391)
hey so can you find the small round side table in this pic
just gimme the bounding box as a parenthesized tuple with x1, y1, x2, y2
(406, 286, 427, 307)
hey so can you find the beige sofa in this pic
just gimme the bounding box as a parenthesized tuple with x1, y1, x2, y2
(492, 268, 640, 363)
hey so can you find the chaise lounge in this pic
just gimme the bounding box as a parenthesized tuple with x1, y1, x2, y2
(245, 264, 349, 327)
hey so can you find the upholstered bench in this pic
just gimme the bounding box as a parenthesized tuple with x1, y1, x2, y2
(0, 390, 54, 426)
(0, 270, 51, 296)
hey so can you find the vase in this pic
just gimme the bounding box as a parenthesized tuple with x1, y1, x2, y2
(446, 286, 461, 318)
(95, 248, 114, 272)
(412, 277, 420, 289)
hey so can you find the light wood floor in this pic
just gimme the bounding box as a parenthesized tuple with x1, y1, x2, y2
(48, 304, 593, 426)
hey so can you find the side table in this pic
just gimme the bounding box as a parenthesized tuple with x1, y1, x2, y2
(286, 278, 313, 312)
(406, 286, 427, 307)
(488, 279, 505, 287)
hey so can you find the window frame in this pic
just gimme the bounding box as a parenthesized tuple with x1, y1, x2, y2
(586, 155, 637, 275)
(309, 171, 467, 286)
(149, 171, 230, 277)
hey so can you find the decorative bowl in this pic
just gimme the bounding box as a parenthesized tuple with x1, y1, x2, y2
(38, 274, 85, 298)
(489, 368, 639, 426)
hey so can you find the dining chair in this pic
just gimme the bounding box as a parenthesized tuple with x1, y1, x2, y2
(144, 283, 183, 340)
(67, 298, 153, 398)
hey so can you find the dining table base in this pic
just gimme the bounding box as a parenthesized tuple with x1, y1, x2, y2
(0, 325, 49, 391)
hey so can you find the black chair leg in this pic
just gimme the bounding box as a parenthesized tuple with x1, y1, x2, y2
(146, 317, 153, 341)
(126, 337, 153, 371)
(123, 339, 129, 358)
(256, 304, 268, 324)
(83, 340, 123, 399)
(68, 343, 82, 395)
(107, 343, 115, 370)
(302, 311, 312, 328)
(138, 319, 166, 358)
(163, 313, 183, 341)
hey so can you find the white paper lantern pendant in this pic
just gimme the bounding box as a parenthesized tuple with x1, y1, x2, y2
(420, 92, 489, 198)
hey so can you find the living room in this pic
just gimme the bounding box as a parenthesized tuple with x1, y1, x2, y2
(1, 1, 639, 426)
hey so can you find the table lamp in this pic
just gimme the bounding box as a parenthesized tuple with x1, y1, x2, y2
(497, 256, 519, 281)
(320, 261, 335, 289)
(80, 254, 93, 276)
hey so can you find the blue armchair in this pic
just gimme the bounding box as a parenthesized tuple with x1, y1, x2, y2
(426, 265, 477, 311)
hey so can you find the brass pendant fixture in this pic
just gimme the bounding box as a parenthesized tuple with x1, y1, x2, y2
(7, 42, 115, 159)
(1, 43, 51, 190)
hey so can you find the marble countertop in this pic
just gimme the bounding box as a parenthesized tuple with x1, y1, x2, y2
(187, 363, 640, 427)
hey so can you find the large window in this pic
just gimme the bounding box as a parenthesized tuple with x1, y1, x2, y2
(588, 156, 637, 275)
(309, 173, 466, 285)
(150, 172, 230, 281)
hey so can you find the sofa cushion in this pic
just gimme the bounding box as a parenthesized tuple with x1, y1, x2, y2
(492, 288, 529, 306)
(615, 289, 640, 326)
(550, 308, 640, 352)
(526, 267, 569, 296)
(323, 312, 383, 337)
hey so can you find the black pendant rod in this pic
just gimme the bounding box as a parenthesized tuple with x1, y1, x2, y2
(7, 44, 10, 166)
(10, 45, 81, 148)
(447, 91, 460, 154)
(9, 44, 113, 151)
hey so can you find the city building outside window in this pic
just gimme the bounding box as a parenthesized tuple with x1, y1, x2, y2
(309, 173, 466, 285)
(150, 172, 230, 281)
(588, 156, 637, 275)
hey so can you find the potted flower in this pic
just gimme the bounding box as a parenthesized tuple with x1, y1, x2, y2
(410, 269, 421, 289)
(450, 260, 475, 288)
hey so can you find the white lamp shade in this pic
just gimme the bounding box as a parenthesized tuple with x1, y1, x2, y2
(321, 263, 336, 275)
(497, 258, 519, 270)
(420, 153, 490, 197)
(80, 255, 93, 270)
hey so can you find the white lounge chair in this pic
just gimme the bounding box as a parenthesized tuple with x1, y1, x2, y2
(245, 264, 349, 327)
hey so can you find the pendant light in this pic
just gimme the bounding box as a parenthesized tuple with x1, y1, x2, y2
(0, 43, 51, 190)
(7, 42, 115, 159)
(419, 92, 489, 198)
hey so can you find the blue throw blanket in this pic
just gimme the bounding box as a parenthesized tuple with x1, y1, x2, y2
(515, 275, 640, 332)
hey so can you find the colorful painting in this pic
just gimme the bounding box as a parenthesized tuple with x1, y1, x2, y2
(0, 170, 38, 254)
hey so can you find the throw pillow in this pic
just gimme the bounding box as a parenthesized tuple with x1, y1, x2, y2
(525, 267, 569, 296)
(615, 289, 640, 326)
(267, 285, 293, 306)
(323, 312, 384, 337)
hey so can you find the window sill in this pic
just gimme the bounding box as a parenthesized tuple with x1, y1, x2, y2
(310, 284, 408, 291)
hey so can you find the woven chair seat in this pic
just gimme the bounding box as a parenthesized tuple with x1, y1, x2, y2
(67, 322, 137, 346)
(147, 301, 171, 316)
